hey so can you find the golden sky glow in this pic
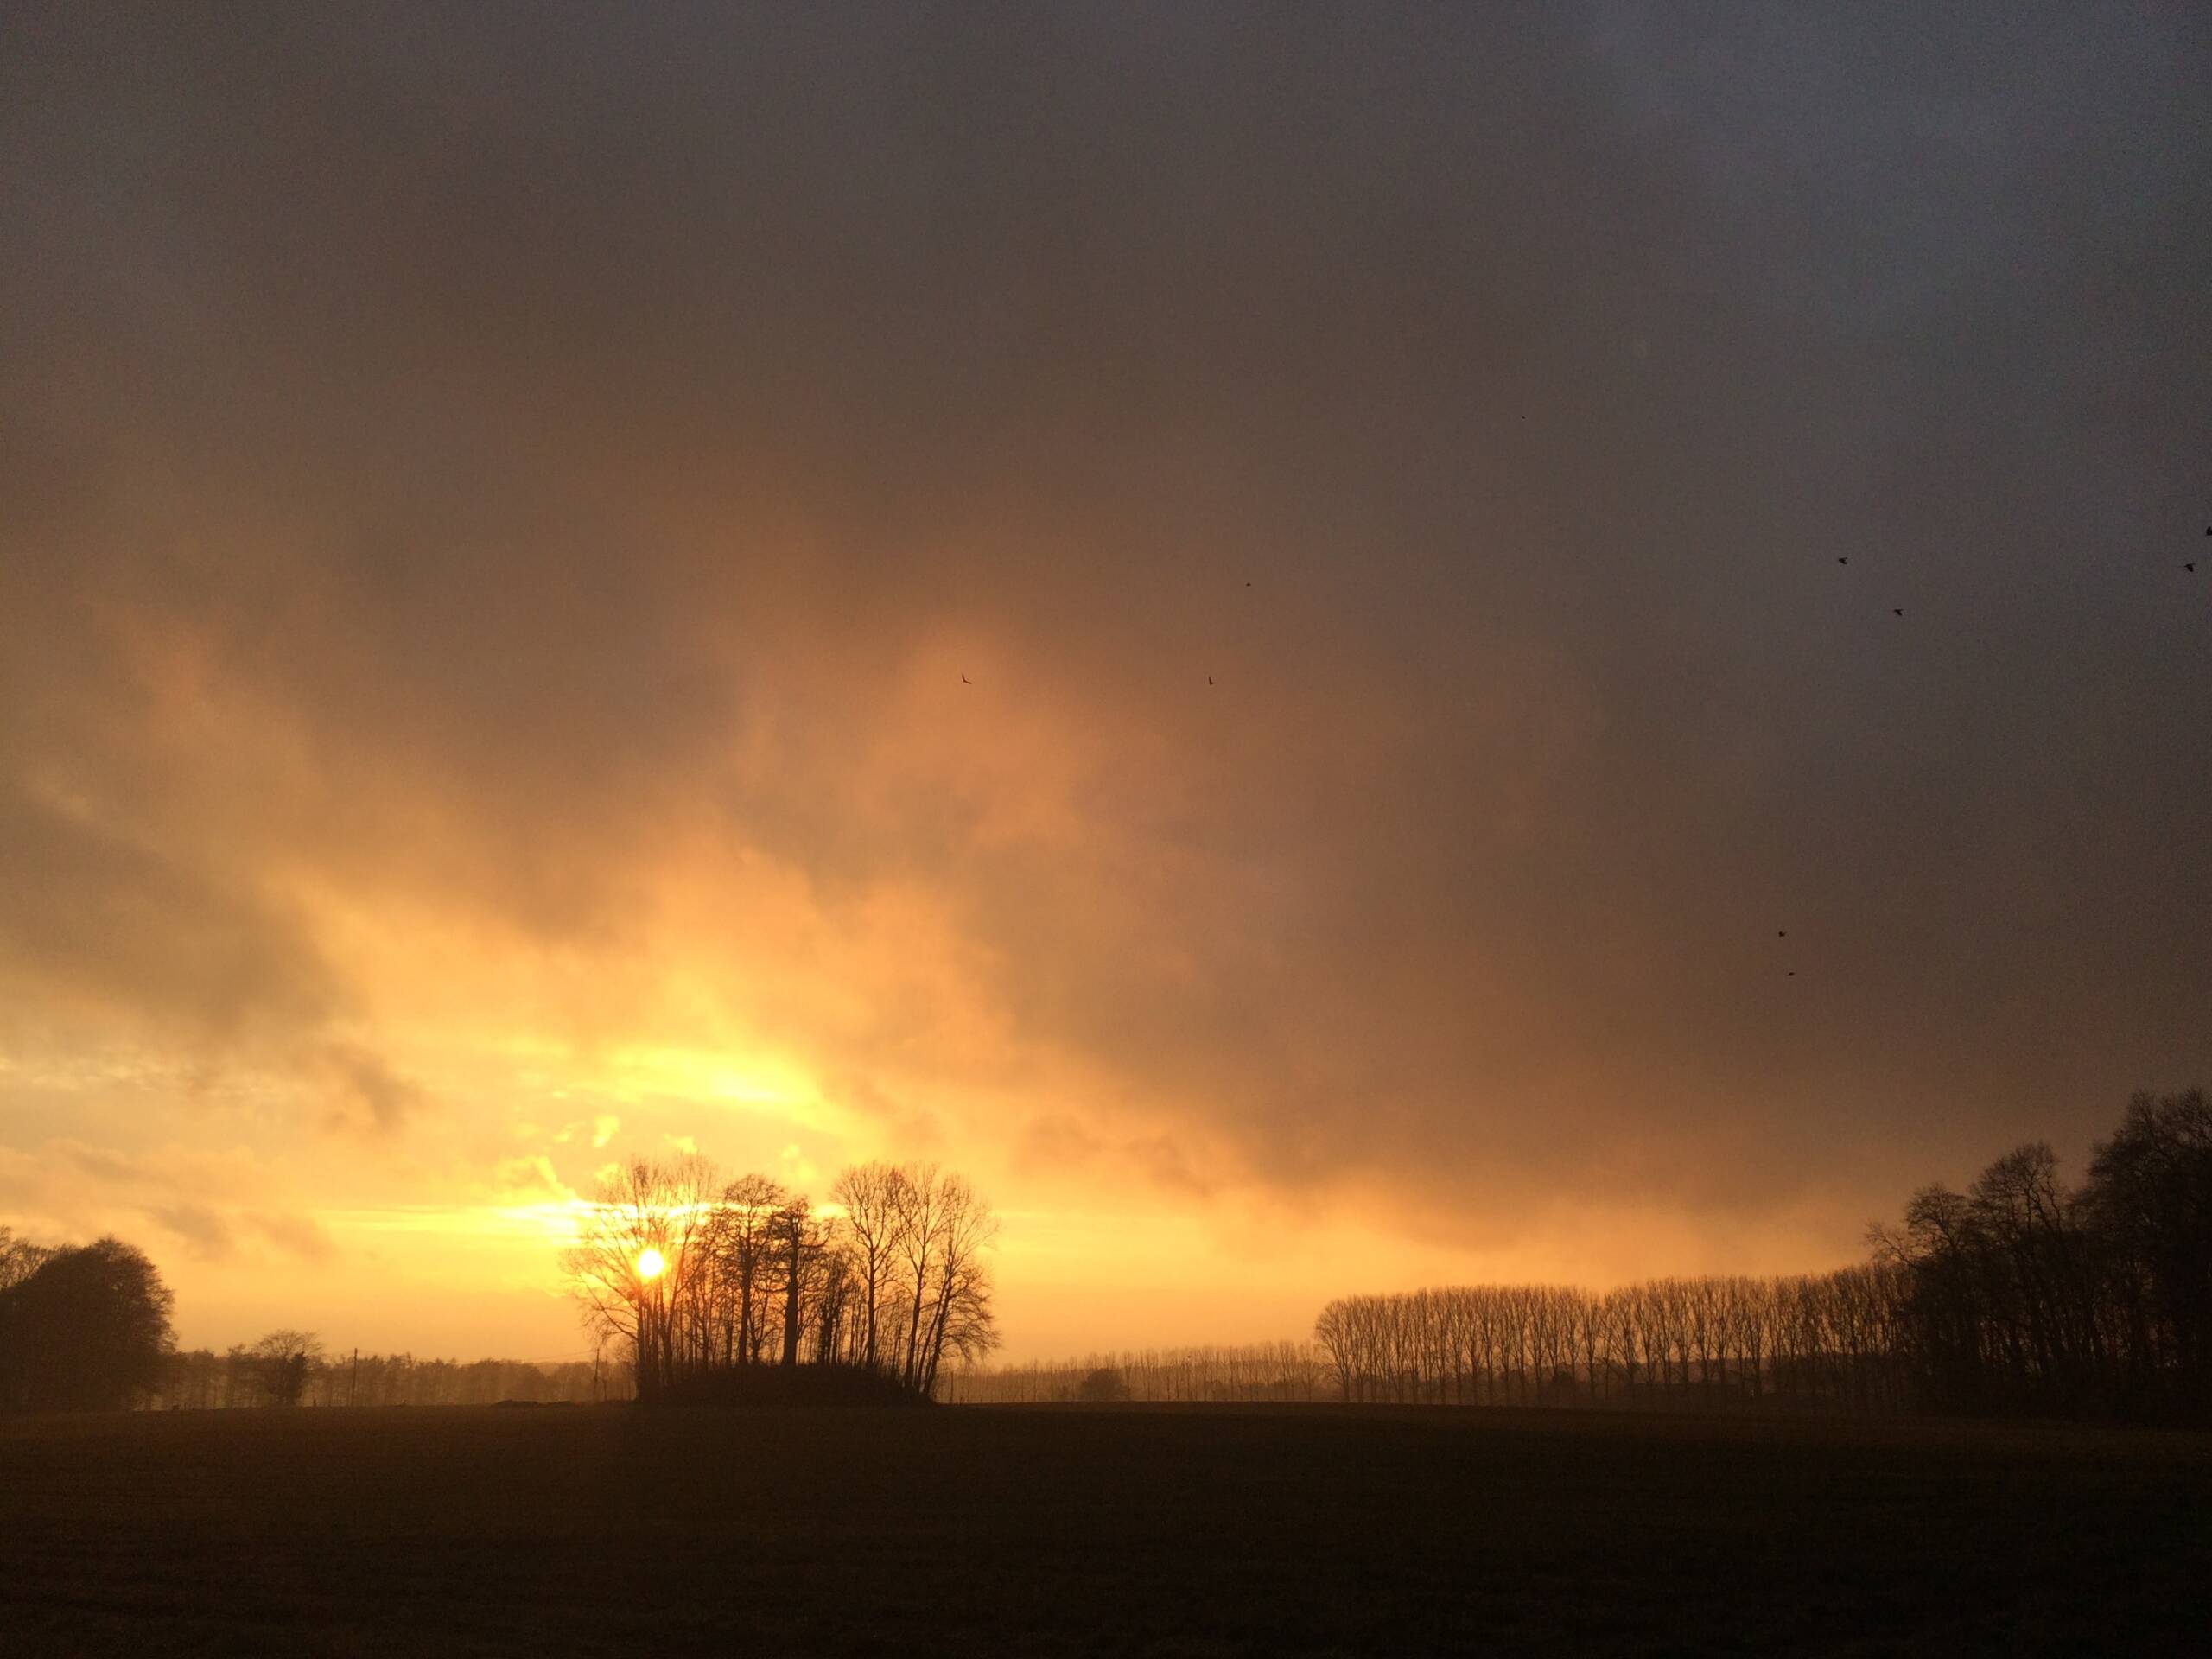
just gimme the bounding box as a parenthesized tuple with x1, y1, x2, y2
(2, 5, 2206, 1363)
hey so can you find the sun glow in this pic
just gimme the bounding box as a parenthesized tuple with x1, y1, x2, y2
(635, 1248, 665, 1281)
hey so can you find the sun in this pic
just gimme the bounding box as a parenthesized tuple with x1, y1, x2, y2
(635, 1248, 665, 1281)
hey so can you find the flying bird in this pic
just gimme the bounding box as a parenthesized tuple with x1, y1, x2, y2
(960, 673, 972, 685)
(1893, 607, 1904, 617)
(1777, 931, 1787, 938)
(1207, 675, 1216, 685)
(2188, 563, 2197, 573)
(1837, 557, 1848, 565)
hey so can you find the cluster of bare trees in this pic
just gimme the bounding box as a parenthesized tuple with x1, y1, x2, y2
(1874, 1090, 2212, 1420)
(941, 1341, 1334, 1404)
(1315, 1268, 1910, 1413)
(563, 1155, 1000, 1400)
(0, 1230, 175, 1413)
(158, 1344, 621, 1408)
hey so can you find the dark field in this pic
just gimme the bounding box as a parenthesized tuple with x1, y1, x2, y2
(4, 1403, 2208, 1656)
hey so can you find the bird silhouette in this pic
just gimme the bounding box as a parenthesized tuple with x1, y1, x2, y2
(960, 673, 972, 685)
(2189, 562, 2198, 573)
(1777, 930, 1787, 938)
(1892, 607, 1904, 617)
(1837, 557, 1848, 566)
(1787, 970, 1796, 977)
(1207, 675, 1216, 685)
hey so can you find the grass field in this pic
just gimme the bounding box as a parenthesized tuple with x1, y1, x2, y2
(4, 1402, 2208, 1656)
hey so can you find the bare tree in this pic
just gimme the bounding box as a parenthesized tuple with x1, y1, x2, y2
(772, 1195, 837, 1367)
(831, 1161, 903, 1372)
(562, 1154, 723, 1400)
(245, 1330, 327, 1407)
(914, 1173, 998, 1394)
(700, 1173, 786, 1367)
(891, 1163, 944, 1389)
(2085, 1089, 2212, 1415)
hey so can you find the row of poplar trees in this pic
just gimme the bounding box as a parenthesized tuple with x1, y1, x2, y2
(563, 1155, 1000, 1400)
(1315, 1090, 2211, 1422)
(1317, 1268, 1907, 1412)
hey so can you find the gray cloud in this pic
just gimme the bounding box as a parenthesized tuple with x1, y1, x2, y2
(150, 1203, 236, 1262)
(305, 1042, 427, 1137)
(0, 782, 424, 1136)
(246, 1211, 337, 1262)
(2, 3, 2207, 1244)
(0, 782, 339, 1044)
(150, 1204, 334, 1264)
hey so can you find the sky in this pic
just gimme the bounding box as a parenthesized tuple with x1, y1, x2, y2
(3, 3, 2208, 1362)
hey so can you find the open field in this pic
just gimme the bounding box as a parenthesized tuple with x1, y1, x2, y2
(4, 1403, 2208, 1656)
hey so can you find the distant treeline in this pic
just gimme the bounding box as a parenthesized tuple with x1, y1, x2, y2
(940, 1341, 1334, 1404)
(158, 1345, 628, 1409)
(1314, 1089, 2211, 1423)
(3, 1226, 626, 1414)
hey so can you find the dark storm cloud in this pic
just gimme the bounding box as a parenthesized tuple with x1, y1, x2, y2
(3, 3, 2208, 1232)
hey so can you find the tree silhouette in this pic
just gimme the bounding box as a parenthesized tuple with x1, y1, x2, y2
(245, 1330, 327, 1407)
(0, 1226, 55, 1292)
(561, 1154, 723, 1401)
(831, 1162, 904, 1371)
(0, 1236, 175, 1413)
(560, 1154, 1001, 1399)
(1077, 1367, 1128, 1402)
(2083, 1089, 2212, 1417)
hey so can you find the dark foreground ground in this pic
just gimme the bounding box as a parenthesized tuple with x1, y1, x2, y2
(4, 1402, 2208, 1656)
